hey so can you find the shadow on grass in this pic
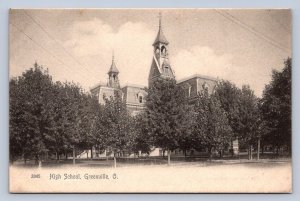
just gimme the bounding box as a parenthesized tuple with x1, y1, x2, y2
(11, 153, 291, 169)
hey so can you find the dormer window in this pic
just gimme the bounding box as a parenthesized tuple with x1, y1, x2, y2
(137, 92, 143, 103)
(202, 82, 209, 91)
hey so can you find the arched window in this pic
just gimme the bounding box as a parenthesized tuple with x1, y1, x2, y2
(161, 46, 166, 54)
(155, 47, 160, 54)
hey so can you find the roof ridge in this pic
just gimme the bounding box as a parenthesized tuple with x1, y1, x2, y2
(177, 74, 219, 83)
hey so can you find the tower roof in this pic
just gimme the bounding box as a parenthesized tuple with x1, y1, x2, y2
(108, 53, 119, 74)
(153, 14, 169, 46)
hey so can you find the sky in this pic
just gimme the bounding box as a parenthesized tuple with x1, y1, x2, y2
(9, 9, 291, 97)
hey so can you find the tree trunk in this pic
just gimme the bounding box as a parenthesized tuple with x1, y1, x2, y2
(209, 147, 212, 162)
(231, 140, 234, 157)
(250, 145, 253, 160)
(35, 155, 38, 165)
(73, 146, 76, 165)
(113, 153, 117, 168)
(104, 150, 108, 162)
(86, 150, 88, 159)
(91, 147, 93, 160)
(37, 154, 42, 168)
(56, 151, 60, 161)
(219, 150, 223, 158)
(167, 150, 171, 166)
(162, 149, 165, 158)
(184, 150, 187, 157)
(248, 146, 251, 160)
(257, 138, 261, 160)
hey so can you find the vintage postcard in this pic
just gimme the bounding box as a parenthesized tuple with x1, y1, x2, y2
(9, 8, 292, 193)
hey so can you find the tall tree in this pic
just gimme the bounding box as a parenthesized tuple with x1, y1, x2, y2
(214, 81, 241, 150)
(260, 58, 292, 154)
(238, 85, 260, 159)
(102, 91, 133, 167)
(130, 112, 152, 156)
(59, 82, 89, 164)
(145, 78, 192, 165)
(193, 90, 232, 159)
(9, 63, 54, 166)
(41, 81, 67, 161)
(81, 94, 104, 159)
(214, 80, 261, 159)
(9, 62, 106, 165)
(9, 79, 27, 163)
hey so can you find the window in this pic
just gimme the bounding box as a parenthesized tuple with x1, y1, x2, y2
(184, 83, 192, 97)
(155, 47, 160, 54)
(188, 86, 192, 97)
(161, 46, 166, 54)
(202, 82, 209, 91)
(139, 96, 143, 103)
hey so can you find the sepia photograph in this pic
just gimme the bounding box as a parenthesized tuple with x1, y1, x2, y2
(9, 8, 292, 193)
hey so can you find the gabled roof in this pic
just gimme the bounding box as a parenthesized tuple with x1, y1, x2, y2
(177, 74, 219, 84)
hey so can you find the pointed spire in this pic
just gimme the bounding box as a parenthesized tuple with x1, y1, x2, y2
(159, 12, 162, 29)
(153, 12, 169, 46)
(108, 51, 119, 74)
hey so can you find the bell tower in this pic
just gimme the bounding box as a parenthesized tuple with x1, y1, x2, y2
(148, 13, 175, 87)
(107, 53, 120, 88)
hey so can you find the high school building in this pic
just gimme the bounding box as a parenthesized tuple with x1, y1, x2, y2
(90, 16, 218, 115)
(89, 15, 230, 157)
